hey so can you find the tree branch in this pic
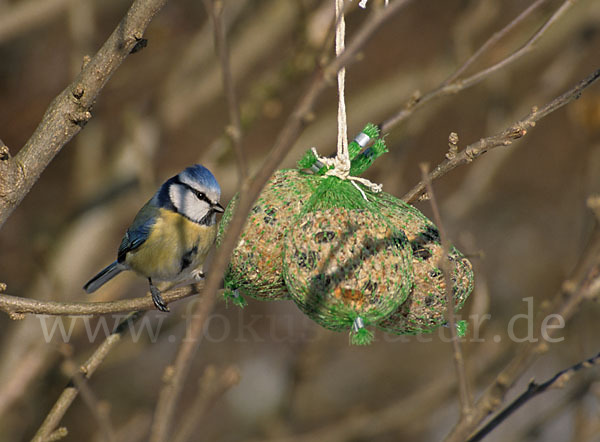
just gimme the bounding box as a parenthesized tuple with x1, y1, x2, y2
(381, 0, 575, 134)
(265, 341, 508, 442)
(468, 351, 600, 442)
(445, 207, 600, 441)
(61, 355, 116, 442)
(456, 0, 575, 92)
(0, 285, 200, 317)
(171, 365, 240, 442)
(45, 427, 69, 442)
(403, 68, 600, 203)
(420, 163, 473, 416)
(0, 0, 168, 229)
(442, 0, 550, 86)
(31, 312, 144, 442)
(202, 0, 248, 182)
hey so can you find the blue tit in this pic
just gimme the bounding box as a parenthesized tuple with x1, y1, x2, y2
(83, 164, 224, 312)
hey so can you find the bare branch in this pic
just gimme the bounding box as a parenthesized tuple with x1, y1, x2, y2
(457, 0, 575, 91)
(420, 163, 473, 416)
(403, 68, 600, 203)
(149, 291, 216, 442)
(171, 365, 240, 442)
(442, 0, 550, 86)
(381, 0, 575, 133)
(202, 0, 248, 182)
(264, 341, 508, 442)
(61, 355, 116, 442)
(0, 285, 200, 317)
(31, 312, 144, 442)
(514, 379, 596, 441)
(468, 351, 600, 442)
(445, 212, 600, 441)
(45, 427, 69, 442)
(0, 0, 168, 229)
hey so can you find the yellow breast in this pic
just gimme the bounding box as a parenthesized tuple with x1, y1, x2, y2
(125, 209, 216, 281)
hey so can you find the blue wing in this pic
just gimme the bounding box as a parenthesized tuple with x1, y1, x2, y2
(117, 201, 158, 263)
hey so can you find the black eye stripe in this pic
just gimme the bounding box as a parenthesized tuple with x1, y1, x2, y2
(190, 187, 211, 204)
(173, 177, 214, 205)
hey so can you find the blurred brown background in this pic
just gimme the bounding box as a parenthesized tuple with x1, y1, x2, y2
(1, 0, 600, 441)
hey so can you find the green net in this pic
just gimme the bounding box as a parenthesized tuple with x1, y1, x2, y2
(217, 169, 319, 302)
(283, 203, 413, 343)
(373, 192, 474, 335)
(217, 122, 474, 344)
(283, 125, 413, 344)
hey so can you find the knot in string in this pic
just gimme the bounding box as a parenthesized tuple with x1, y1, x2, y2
(310, 0, 383, 201)
(310, 147, 383, 200)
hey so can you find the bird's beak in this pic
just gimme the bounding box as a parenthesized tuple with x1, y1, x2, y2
(213, 202, 225, 213)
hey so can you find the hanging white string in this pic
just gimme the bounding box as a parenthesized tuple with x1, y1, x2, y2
(311, 0, 382, 200)
(336, 0, 348, 169)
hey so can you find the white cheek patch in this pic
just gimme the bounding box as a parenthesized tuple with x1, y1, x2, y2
(169, 184, 186, 211)
(169, 184, 210, 223)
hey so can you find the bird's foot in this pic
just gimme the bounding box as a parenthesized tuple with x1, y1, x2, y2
(149, 279, 170, 312)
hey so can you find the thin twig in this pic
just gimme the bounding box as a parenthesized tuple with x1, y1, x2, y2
(202, 0, 247, 182)
(0, 284, 201, 317)
(148, 2, 416, 441)
(380, 0, 575, 133)
(171, 365, 240, 442)
(445, 215, 600, 441)
(459, 0, 575, 91)
(517, 378, 594, 441)
(420, 163, 473, 417)
(149, 291, 216, 442)
(45, 427, 69, 442)
(31, 312, 144, 442)
(442, 0, 549, 85)
(264, 341, 508, 442)
(403, 68, 600, 203)
(62, 356, 116, 442)
(468, 351, 600, 442)
(0, 0, 169, 229)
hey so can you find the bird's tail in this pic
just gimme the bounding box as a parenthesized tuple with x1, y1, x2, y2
(83, 261, 125, 293)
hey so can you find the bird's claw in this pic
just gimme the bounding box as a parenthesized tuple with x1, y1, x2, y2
(149, 282, 170, 312)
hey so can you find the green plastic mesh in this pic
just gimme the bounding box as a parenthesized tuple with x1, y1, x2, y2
(283, 176, 413, 343)
(373, 192, 474, 335)
(217, 122, 474, 343)
(217, 169, 319, 301)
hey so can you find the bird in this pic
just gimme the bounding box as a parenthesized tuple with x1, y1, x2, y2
(83, 164, 224, 312)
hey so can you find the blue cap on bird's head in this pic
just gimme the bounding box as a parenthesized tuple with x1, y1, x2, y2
(178, 164, 221, 199)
